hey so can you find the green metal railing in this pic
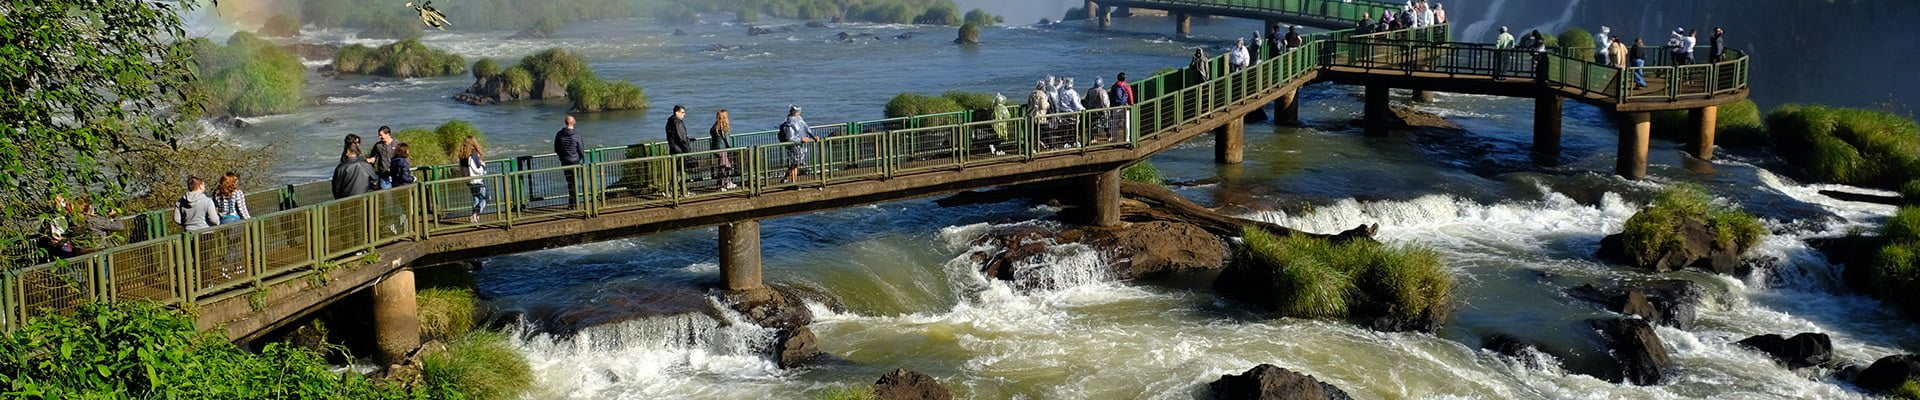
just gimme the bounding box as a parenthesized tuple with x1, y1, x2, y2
(0, 1, 1756, 333)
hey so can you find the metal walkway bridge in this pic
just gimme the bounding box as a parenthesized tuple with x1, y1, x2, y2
(2, 0, 1750, 364)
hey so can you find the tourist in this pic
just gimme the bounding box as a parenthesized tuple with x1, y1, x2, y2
(212, 172, 250, 225)
(1229, 39, 1251, 72)
(1681, 30, 1698, 65)
(1528, 31, 1548, 53)
(38, 195, 78, 258)
(555, 115, 584, 209)
(1668, 27, 1687, 64)
(1710, 27, 1725, 63)
(779, 105, 818, 185)
(340, 134, 361, 163)
(710, 109, 738, 191)
(331, 146, 376, 200)
(1417, 1, 1435, 28)
(457, 136, 488, 223)
(1188, 49, 1209, 83)
(175, 176, 219, 231)
(1380, 9, 1396, 30)
(1494, 26, 1515, 49)
(75, 200, 123, 251)
(1356, 13, 1373, 35)
(1250, 31, 1264, 63)
(1610, 36, 1628, 70)
(369, 126, 396, 189)
(1027, 81, 1051, 128)
(1111, 72, 1134, 141)
(391, 143, 416, 186)
(1595, 26, 1612, 66)
(1285, 25, 1303, 49)
(666, 105, 692, 156)
(1059, 77, 1085, 114)
(1433, 3, 1445, 25)
(1085, 78, 1112, 142)
(1631, 38, 1648, 89)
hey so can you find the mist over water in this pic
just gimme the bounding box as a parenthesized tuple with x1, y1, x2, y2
(191, 1, 1920, 398)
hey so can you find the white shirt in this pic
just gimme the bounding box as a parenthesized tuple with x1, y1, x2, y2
(1229, 45, 1250, 68)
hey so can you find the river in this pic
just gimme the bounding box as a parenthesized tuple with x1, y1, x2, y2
(196, 5, 1916, 399)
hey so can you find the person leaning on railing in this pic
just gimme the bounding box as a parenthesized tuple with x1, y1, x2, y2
(456, 137, 489, 223)
(778, 105, 818, 186)
(212, 172, 250, 225)
(555, 115, 584, 210)
(174, 176, 219, 231)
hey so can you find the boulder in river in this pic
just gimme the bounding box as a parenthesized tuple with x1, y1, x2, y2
(1854, 354, 1920, 393)
(1208, 364, 1353, 400)
(1735, 332, 1832, 370)
(1597, 219, 1744, 274)
(872, 368, 954, 400)
(971, 221, 1226, 289)
(1590, 318, 1671, 386)
(1568, 280, 1703, 330)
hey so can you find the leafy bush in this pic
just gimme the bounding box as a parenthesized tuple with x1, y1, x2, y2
(418, 288, 479, 341)
(521, 48, 592, 88)
(963, 8, 995, 26)
(957, 22, 982, 44)
(1767, 104, 1920, 188)
(885, 93, 963, 118)
(1854, 207, 1920, 317)
(1620, 184, 1764, 259)
(0, 302, 414, 398)
(1062, 6, 1087, 21)
(261, 14, 301, 37)
(333, 40, 465, 78)
(916, 4, 959, 25)
(190, 32, 305, 117)
(568, 76, 650, 113)
(472, 58, 501, 80)
(943, 91, 996, 111)
(396, 120, 489, 167)
(1238, 227, 1454, 322)
(1558, 28, 1595, 61)
(1121, 161, 1164, 186)
(422, 331, 533, 400)
(1903, 180, 1920, 203)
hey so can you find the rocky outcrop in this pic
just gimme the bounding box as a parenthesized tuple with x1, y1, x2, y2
(773, 326, 817, 369)
(454, 72, 568, 106)
(971, 221, 1226, 289)
(1854, 354, 1920, 393)
(1568, 280, 1703, 330)
(282, 43, 340, 63)
(1597, 219, 1745, 274)
(872, 368, 954, 400)
(720, 286, 819, 368)
(1208, 364, 1353, 400)
(1590, 318, 1671, 386)
(1735, 332, 1832, 370)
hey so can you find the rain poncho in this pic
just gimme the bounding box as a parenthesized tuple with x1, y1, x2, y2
(1495, 28, 1515, 49)
(1027, 81, 1051, 120)
(992, 93, 1013, 139)
(1084, 79, 1110, 110)
(1595, 26, 1613, 65)
(1229, 40, 1250, 70)
(1055, 78, 1083, 113)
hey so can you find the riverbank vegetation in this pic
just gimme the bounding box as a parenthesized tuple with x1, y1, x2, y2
(1617, 185, 1765, 266)
(185, 32, 306, 117)
(0, 302, 414, 398)
(395, 120, 489, 167)
(1650, 99, 1765, 146)
(1766, 104, 1920, 190)
(687, 0, 998, 25)
(1122, 161, 1165, 186)
(333, 40, 467, 78)
(414, 287, 533, 400)
(301, 0, 651, 35)
(568, 76, 651, 113)
(1227, 226, 1454, 330)
(1841, 207, 1920, 320)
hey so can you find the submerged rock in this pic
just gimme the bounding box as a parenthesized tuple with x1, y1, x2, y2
(1589, 318, 1671, 386)
(1567, 280, 1703, 330)
(1208, 364, 1352, 400)
(1854, 354, 1920, 393)
(872, 368, 954, 400)
(1735, 332, 1833, 370)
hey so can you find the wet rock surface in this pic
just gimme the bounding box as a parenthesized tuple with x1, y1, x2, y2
(1568, 280, 1703, 330)
(871, 368, 954, 400)
(1735, 332, 1833, 370)
(1589, 318, 1672, 386)
(1597, 219, 1748, 274)
(1854, 354, 1920, 393)
(1208, 364, 1353, 400)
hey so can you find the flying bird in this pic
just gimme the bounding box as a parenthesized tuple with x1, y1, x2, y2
(405, 1, 450, 30)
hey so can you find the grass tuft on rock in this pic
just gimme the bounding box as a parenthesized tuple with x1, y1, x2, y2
(1767, 104, 1920, 188)
(813, 385, 876, 400)
(395, 120, 489, 168)
(1557, 28, 1595, 62)
(1620, 184, 1764, 259)
(1121, 161, 1164, 186)
(472, 58, 500, 80)
(884, 91, 996, 118)
(567, 75, 649, 113)
(957, 22, 981, 44)
(422, 331, 533, 400)
(1237, 227, 1453, 323)
(332, 40, 465, 78)
(418, 288, 479, 341)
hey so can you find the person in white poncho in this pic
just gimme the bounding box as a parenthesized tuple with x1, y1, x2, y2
(1229, 39, 1251, 72)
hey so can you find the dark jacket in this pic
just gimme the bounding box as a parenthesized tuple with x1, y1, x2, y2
(666, 115, 691, 154)
(1628, 45, 1644, 61)
(1710, 34, 1724, 61)
(331, 158, 377, 199)
(709, 125, 732, 150)
(555, 126, 584, 165)
(370, 141, 394, 177)
(390, 156, 415, 185)
(1285, 31, 1303, 48)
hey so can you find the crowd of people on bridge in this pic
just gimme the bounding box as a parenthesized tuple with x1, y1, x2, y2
(1027, 72, 1136, 147)
(1357, 1, 1447, 35)
(1488, 22, 1728, 90)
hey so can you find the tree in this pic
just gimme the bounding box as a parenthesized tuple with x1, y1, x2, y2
(1, 0, 207, 258)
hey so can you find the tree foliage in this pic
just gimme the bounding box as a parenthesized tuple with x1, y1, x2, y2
(1, 0, 207, 255)
(186, 32, 306, 117)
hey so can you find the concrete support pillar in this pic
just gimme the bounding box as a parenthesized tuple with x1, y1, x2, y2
(1098, 7, 1112, 29)
(719, 220, 763, 291)
(1085, 0, 1099, 21)
(1175, 13, 1192, 36)
(1274, 89, 1300, 126)
(1115, 7, 1132, 18)
(371, 269, 420, 366)
(1617, 112, 1652, 180)
(1088, 168, 1122, 227)
(1364, 85, 1390, 134)
(1216, 118, 1245, 164)
(1411, 90, 1435, 103)
(1689, 106, 1719, 160)
(1533, 95, 1563, 155)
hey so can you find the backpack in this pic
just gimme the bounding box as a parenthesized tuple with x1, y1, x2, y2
(779, 121, 798, 143)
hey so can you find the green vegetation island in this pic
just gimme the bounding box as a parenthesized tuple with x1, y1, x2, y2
(332, 40, 467, 78)
(454, 49, 648, 113)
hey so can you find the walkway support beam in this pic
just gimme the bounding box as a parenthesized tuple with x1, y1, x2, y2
(720, 220, 763, 291)
(1689, 106, 1718, 160)
(1534, 95, 1563, 155)
(1411, 90, 1435, 103)
(1216, 117, 1245, 164)
(1617, 112, 1652, 180)
(1275, 89, 1300, 126)
(1176, 12, 1192, 36)
(371, 269, 420, 366)
(1089, 168, 1122, 227)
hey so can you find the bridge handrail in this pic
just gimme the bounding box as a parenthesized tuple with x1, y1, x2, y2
(1320, 36, 1749, 104)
